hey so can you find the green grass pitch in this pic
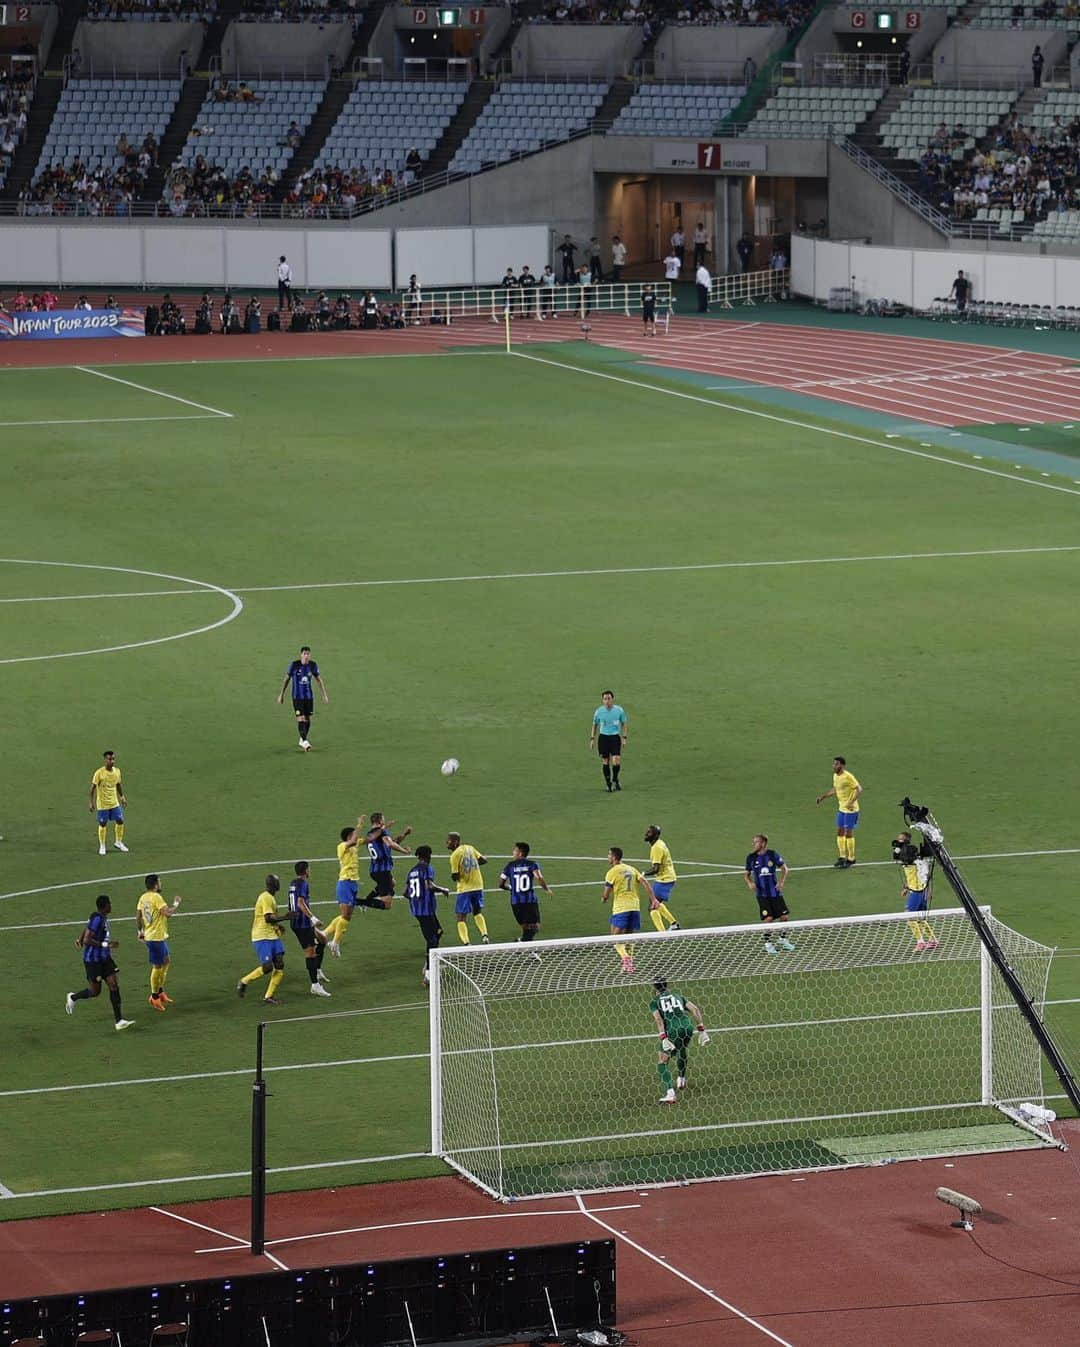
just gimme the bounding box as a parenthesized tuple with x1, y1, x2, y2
(1, 339, 1079, 1220)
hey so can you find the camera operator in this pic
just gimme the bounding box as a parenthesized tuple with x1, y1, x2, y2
(892, 831, 937, 951)
(194, 292, 213, 334)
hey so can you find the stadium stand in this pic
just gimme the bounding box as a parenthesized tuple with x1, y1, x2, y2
(314, 80, 466, 178)
(879, 87, 1018, 162)
(449, 80, 608, 173)
(165, 78, 323, 209)
(609, 82, 744, 136)
(967, 3, 1079, 27)
(27, 79, 179, 211)
(747, 86, 881, 137)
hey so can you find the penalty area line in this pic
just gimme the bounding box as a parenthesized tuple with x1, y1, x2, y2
(76, 365, 234, 419)
(574, 1193, 795, 1347)
(2, 1151, 434, 1201)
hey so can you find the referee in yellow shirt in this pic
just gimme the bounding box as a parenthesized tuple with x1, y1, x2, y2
(816, 755, 862, 868)
(135, 874, 183, 1011)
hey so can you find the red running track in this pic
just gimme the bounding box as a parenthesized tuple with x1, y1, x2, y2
(2, 1128, 1079, 1346)
(587, 317, 1080, 430)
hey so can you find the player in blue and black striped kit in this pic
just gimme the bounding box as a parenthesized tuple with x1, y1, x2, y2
(498, 843, 553, 943)
(276, 646, 328, 751)
(363, 811, 413, 910)
(288, 861, 331, 997)
(65, 895, 135, 1030)
(744, 834, 795, 955)
(407, 846, 449, 986)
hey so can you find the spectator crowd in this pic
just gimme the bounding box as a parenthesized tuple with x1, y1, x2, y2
(918, 108, 1080, 227)
(86, 0, 218, 23)
(22, 132, 159, 216)
(0, 64, 35, 186)
(533, 0, 811, 27)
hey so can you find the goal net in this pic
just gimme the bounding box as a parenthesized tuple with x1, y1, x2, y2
(429, 908, 1057, 1200)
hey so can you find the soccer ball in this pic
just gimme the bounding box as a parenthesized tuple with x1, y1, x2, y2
(441, 758, 460, 776)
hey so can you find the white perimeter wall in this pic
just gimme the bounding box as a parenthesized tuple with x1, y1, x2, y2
(792, 235, 1080, 309)
(395, 225, 551, 289)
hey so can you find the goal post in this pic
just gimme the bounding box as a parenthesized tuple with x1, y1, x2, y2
(429, 908, 1058, 1201)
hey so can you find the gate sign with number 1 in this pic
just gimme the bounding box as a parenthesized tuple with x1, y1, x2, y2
(698, 143, 722, 170)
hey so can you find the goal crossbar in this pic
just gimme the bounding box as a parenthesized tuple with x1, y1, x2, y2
(430, 907, 1058, 1200)
(436, 905, 981, 959)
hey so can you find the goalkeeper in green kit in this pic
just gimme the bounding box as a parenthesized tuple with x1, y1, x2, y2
(649, 979, 709, 1104)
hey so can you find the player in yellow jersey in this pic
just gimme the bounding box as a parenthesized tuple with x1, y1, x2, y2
(323, 814, 365, 957)
(893, 831, 938, 951)
(642, 825, 680, 932)
(603, 846, 655, 974)
(88, 749, 128, 856)
(135, 873, 183, 1012)
(236, 875, 288, 1004)
(816, 755, 862, 868)
(446, 831, 489, 945)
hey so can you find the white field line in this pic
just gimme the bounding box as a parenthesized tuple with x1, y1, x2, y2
(0, 853, 737, 908)
(14, 996, 1080, 1103)
(6, 851, 1077, 926)
(76, 364, 233, 418)
(0, 587, 216, 604)
(574, 1193, 795, 1347)
(3, 1151, 434, 1200)
(3, 847, 1079, 925)
(0, 348, 508, 373)
(195, 1202, 643, 1256)
(7, 544, 1070, 607)
(511, 351, 1080, 499)
(0, 559, 242, 666)
(0, 414, 227, 429)
(0, 1177, 14, 1197)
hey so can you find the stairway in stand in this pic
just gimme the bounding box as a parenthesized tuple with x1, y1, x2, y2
(279, 77, 354, 196)
(423, 79, 494, 179)
(3, 0, 88, 200)
(592, 76, 634, 130)
(142, 76, 209, 203)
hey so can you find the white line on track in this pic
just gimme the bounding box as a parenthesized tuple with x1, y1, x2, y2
(0, 414, 227, 429)
(574, 1193, 795, 1347)
(150, 1204, 248, 1246)
(75, 364, 233, 418)
(511, 351, 1080, 498)
(0, 559, 242, 666)
(194, 1202, 643, 1256)
(153, 1205, 291, 1270)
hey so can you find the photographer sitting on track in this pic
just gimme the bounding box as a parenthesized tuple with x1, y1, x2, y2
(893, 831, 938, 952)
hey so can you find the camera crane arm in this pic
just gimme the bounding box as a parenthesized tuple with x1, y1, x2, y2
(899, 798, 1080, 1117)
